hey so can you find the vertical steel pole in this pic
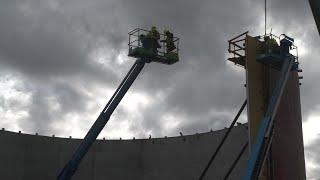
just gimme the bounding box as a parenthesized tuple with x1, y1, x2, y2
(265, 0, 267, 36)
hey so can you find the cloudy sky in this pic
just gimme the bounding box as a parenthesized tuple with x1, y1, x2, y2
(0, 0, 319, 179)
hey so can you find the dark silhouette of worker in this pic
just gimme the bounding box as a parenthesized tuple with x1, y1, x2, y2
(140, 34, 152, 49)
(146, 26, 160, 54)
(161, 29, 176, 53)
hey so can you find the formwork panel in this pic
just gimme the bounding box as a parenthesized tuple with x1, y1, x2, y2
(245, 35, 272, 180)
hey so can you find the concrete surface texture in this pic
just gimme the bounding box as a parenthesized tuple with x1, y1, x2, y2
(0, 125, 248, 180)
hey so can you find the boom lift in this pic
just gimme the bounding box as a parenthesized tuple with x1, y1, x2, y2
(57, 28, 179, 180)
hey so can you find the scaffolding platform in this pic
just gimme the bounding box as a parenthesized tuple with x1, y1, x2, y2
(257, 53, 299, 70)
(128, 28, 180, 65)
(227, 31, 248, 68)
(227, 33, 299, 71)
(256, 34, 299, 71)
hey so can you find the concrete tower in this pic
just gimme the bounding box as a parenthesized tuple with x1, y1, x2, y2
(228, 32, 306, 179)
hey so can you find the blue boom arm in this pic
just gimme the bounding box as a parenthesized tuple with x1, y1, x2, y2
(57, 59, 145, 180)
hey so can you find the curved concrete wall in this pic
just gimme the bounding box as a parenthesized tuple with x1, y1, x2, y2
(0, 125, 248, 180)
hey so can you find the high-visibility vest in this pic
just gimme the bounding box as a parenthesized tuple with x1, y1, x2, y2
(147, 30, 160, 40)
(270, 38, 278, 48)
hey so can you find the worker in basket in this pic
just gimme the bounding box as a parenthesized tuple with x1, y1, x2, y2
(140, 34, 152, 50)
(161, 29, 176, 53)
(146, 26, 161, 54)
(264, 36, 279, 54)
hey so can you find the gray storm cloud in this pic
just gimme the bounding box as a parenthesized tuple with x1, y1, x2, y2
(0, 0, 319, 178)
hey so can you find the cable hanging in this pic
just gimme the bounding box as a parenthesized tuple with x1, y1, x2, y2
(224, 142, 248, 180)
(198, 99, 247, 180)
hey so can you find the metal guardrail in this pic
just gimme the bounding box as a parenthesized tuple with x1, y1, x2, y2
(228, 31, 248, 58)
(128, 28, 180, 56)
(228, 32, 299, 69)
